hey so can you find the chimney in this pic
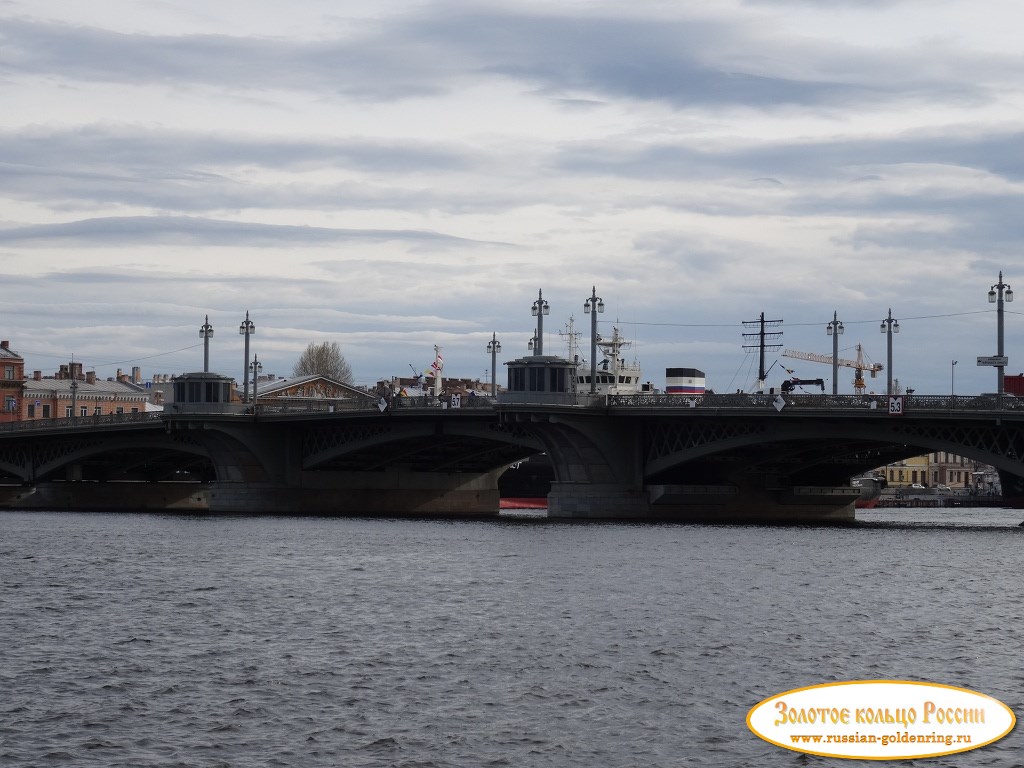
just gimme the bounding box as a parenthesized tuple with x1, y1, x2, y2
(86, 371, 97, 385)
(132, 366, 141, 384)
(71, 362, 84, 380)
(0, 340, 8, 350)
(34, 371, 42, 381)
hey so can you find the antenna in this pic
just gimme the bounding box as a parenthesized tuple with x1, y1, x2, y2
(559, 315, 583, 363)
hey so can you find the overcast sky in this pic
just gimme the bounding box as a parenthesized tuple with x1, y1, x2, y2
(2, 0, 1021, 394)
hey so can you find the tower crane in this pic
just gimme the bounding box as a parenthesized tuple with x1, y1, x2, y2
(782, 344, 883, 394)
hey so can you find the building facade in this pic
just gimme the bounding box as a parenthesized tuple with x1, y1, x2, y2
(22, 363, 152, 420)
(0, 340, 26, 423)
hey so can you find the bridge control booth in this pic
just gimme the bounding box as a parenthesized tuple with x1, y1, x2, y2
(501, 354, 578, 404)
(168, 372, 240, 413)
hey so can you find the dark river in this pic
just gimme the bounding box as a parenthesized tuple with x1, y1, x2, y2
(2, 507, 1021, 766)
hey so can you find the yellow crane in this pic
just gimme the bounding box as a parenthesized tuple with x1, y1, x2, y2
(782, 345, 883, 394)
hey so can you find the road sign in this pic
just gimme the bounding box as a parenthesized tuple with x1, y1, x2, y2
(977, 356, 1009, 366)
(888, 396, 904, 415)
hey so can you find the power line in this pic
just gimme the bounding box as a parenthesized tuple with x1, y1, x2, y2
(615, 309, 998, 329)
(16, 343, 204, 369)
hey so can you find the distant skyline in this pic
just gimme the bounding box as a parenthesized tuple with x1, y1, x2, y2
(1, 0, 1021, 394)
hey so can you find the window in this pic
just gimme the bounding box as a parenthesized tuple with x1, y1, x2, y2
(65, 406, 72, 417)
(27, 404, 35, 418)
(3, 366, 13, 380)
(94, 407, 102, 416)
(116, 406, 124, 415)
(131, 407, 139, 414)
(528, 367, 542, 392)
(80, 406, 88, 417)
(42, 405, 50, 418)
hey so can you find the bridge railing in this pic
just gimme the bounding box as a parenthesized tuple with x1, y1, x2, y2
(606, 392, 1024, 411)
(249, 394, 497, 414)
(1, 411, 163, 432)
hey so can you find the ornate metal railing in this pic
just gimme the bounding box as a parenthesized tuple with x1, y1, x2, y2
(606, 392, 1024, 412)
(1, 411, 163, 432)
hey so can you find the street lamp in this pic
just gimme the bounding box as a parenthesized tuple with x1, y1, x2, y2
(486, 332, 501, 398)
(531, 289, 549, 356)
(988, 272, 1014, 396)
(951, 360, 958, 400)
(584, 286, 605, 394)
(826, 311, 844, 395)
(880, 308, 899, 395)
(199, 315, 214, 373)
(239, 311, 255, 403)
(249, 354, 262, 414)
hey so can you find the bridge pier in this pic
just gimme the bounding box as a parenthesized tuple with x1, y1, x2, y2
(547, 481, 651, 519)
(0, 469, 504, 517)
(546, 480, 858, 523)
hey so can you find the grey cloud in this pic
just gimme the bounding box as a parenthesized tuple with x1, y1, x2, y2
(0, 8, 997, 110)
(0, 215, 498, 248)
(553, 130, 1024, 183)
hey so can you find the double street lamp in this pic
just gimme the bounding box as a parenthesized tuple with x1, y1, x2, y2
(199, 315, 214, 372)
(530, 290, 549, 356)
(826, 311, 844, 395)
(486, 333, 501, 398)
(988, 272, 1014, 395)
(249, 354, 262, 413)
(880, 309, 900, 395)
(584, 286, 605, 394)
(239, 311, 255, 403)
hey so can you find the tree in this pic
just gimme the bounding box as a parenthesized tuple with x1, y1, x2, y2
(293, 341, 353, 383)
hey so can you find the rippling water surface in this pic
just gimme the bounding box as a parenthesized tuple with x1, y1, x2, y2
(2, 508, 1022, 766)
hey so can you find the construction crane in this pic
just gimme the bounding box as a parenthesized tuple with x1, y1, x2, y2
(782, 344, 883, 394)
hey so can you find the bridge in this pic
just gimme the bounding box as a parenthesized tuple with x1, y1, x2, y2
(1, 391, 1022, 522)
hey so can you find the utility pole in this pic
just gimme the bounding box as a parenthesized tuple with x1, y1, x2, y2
(742, 312, 783, 392)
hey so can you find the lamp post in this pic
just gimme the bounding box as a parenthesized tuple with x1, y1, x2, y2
(70, 363, 78, 420)
(239, 311, 255, 403)
(249, 354, 262, 414)
(951, 359, 958, 400)
(531, 290, 549, 356)
(486, 332, 501, 398)
(988, 272, 1014, 396)
(584, 286, 605, 394)
(199, 315, 214, 373)
(826, 311, 844, 395)
(880, 308, 899, 395)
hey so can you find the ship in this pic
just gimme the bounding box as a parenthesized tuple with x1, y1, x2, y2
(852, 475, 884, 509)
(574, 324, 647, 396)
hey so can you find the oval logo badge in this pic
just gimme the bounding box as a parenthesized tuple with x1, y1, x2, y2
(747, 680, 1015, 760)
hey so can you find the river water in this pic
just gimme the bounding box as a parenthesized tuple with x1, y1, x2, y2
(2, 507, 1021, 767)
